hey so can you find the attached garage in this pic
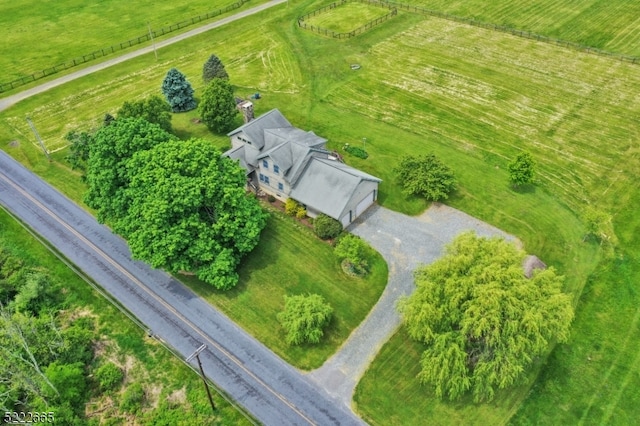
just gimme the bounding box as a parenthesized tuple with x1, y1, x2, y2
(355, 191, 375, 217)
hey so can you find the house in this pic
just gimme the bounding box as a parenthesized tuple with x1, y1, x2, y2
(224, 109, 381, 227)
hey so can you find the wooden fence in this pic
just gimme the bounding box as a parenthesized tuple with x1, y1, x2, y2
(297, 0, 398, 39)
(0, 0, 247, 93)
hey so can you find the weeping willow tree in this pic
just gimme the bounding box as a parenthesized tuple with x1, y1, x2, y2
(400, 231, 573, 402)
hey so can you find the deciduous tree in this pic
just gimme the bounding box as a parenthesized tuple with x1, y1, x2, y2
(198, 78, 237, 133)
(84, 118, 176, 224)
(64, 130, 93, 175)
(121, 139, 268, 290)
(161, 68, 196, 113)
(277, 294, 333, 345)
(117, 95, 172, 132)
(394, 154, 456, 201)
(400, 232, 573, 402)
(202, 54, 229, 83)
(508, 152, 536, 187)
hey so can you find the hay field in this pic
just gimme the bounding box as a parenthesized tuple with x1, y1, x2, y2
(407, 0, 640, 56)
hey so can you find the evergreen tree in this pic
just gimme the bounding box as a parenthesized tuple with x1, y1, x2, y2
(161, 68, 196, 113)
(202, 54, 229, 84)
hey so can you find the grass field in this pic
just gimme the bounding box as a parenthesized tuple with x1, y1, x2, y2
(0, 0, 256, 82)
(0, 208, 251, 424)
(303, 1, 393, 33)
(1, 0, 639, 423)
(407, 0, 640, 56)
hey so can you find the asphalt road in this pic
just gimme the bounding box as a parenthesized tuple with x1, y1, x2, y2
(0, 0, 287, 113)
(0, 150, 364, 425)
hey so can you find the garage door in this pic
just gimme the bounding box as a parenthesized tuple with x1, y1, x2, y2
(355, 191, 375, 218)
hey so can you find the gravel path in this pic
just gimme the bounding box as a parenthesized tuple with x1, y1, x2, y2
(0, 0, 287, 113)
(307, 203, 516, 408)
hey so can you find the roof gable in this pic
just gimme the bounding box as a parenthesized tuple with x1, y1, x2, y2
(290, 157, 380, 219)
(227, 109, 292, 149)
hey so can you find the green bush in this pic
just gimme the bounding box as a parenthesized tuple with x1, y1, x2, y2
(267, 194, 276, 203)
(313, 214, 342, 240)
(277, 294, 333, 345)
(120, 383, 145, 414)
(334, 234, 369, 276)
(344, 144, 369, 159)
(95, 362, 124, 392)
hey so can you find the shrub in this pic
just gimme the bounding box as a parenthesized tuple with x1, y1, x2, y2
(95, 362, 124, 392)
(394, 154, 456, 201)
(295, 208, 307, 219)
(285, 198, 300, 216)
(277, 294, 333, 345)
(334, 234, 369, 276)
(267, 194, 276, 203)
(314, 214, 342, 240)
(120, 383, 145, 414)
(344, 144, 368, 159)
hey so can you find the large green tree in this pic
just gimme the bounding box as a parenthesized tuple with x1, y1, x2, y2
(400, 232, 573, 402)
(161, 68, 196, 113)
(202, 54, 229, 84)
(394, 154, 457, 201)
(121, 139, 267, 290)
(117, 95, 172, 132)
(84, 118, 176, 224)
(198, 78, 237, 133)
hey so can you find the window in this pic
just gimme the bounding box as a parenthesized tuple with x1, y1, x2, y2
(278, 182, 284, 191)
(262, 160, 269, 169)
(259, 174, 265, 182)
(264, 176, 270, 185)
(273, 164, 280, 174)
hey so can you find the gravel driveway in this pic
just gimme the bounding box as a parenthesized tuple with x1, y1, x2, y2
(307, 203, 516, 408)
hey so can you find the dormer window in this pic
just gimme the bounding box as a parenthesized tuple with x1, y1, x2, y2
(273, 164, 280, 174)
(263, 160, 269, 169)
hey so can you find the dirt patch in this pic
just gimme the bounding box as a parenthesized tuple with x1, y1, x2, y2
(166, 386, 187, 406)
(147, 383, 163, 409)
(191, 118, 202, 124)
(8, 140, 19, 147)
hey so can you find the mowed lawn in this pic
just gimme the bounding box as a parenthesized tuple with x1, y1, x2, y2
(408, 0, 640, 56)
(303, 2, 393, 33)
(1, 0, 639, 423)
(0, 0, 258, 82)
(180, 210, 388, 370)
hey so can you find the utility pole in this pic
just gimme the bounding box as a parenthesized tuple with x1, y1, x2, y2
(148, 22, 158, 61)
(26, 116, 50, 161)
(187, 344, 216, 413)
(363, 137, 366, 150)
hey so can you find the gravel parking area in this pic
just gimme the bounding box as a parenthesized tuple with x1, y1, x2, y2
(307, 203, 516, 408)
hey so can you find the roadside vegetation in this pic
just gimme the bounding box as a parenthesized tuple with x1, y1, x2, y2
(1, 0, 639, 423)
(0, 209, 250, 424)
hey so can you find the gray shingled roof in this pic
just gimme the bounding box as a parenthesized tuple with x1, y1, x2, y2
(290, 157, 381, 220)
(227, 109, 292, 149)
(223, 145, 253, 174)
